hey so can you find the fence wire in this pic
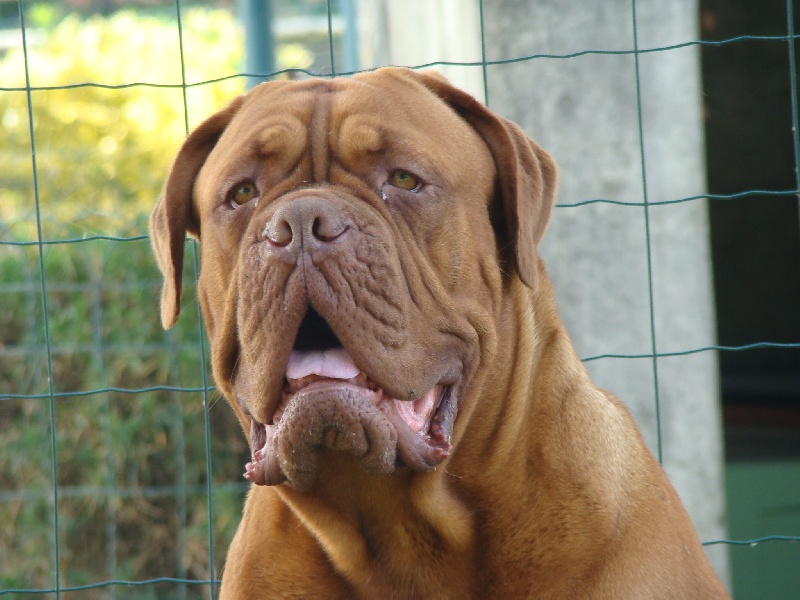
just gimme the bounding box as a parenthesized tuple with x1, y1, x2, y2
(1, 0, 800, 597)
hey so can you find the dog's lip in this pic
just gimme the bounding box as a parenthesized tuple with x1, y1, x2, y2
(243, 347, 458, 480)
(260, 372, 452, 441)
(274, 348, 455, 435)
(274, 347, 458, 431)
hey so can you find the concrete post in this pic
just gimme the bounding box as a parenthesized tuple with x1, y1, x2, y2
(482, 0, 729, 584)
(355, 0, 485, 98)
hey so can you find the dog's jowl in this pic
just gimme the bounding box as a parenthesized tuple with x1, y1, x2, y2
(150, 67, 729, 599)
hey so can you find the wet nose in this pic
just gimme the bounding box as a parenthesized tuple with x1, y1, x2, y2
(261, 198, 349, 255)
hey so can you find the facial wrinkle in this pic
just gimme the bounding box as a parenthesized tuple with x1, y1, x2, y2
(310, 85, 333, 184)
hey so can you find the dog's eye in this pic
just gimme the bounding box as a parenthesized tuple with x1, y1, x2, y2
(229, 181, 258, 206)
(387, 170, 422, 192)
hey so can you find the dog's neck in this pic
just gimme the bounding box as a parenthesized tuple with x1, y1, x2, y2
(273, 453, 477, 596)
(259, 268, 569, 595)
(450, 262, 564, 470)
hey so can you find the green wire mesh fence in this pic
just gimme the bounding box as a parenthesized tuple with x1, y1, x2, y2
(1, 0, 800, 598)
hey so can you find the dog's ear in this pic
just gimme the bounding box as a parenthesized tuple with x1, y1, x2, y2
(149, 96, 245, 329)
(397, 69, 558, 290)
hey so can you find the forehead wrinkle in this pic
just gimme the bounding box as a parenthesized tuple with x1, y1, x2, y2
(225, 81, 319, 148)
(310, 84, 335, 183)
(255, 117, 307, 157)
(331, 81, 489, 175)
(333, 114, 386, 167)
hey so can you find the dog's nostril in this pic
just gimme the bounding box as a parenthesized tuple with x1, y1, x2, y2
(312, 215, 348, 243)
(263, 219, 293, 247)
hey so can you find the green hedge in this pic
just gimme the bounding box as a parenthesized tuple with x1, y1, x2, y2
(0, 233, 250, 597)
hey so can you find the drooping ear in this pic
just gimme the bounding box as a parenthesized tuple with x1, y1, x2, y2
(395, 69, 558, 290)
(149, 96, 245, 329)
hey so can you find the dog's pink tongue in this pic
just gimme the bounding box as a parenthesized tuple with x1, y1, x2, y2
(286, 348, 360, 380)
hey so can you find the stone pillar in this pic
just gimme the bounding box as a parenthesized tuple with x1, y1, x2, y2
(355, 0, 485, 98)
(482, 0, 729, 584)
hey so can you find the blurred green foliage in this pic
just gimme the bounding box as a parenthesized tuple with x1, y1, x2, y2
(0, 8, 244, 241)
(0, 238, 250, 599)
(0, 9, 261, 598)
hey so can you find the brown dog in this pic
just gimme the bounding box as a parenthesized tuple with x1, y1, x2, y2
(150, 67, 729, 598)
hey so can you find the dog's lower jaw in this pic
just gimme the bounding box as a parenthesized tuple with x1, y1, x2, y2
(244, 381, 456, 489)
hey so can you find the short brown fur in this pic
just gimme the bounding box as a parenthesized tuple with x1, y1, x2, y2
(150, 67, 728, 598)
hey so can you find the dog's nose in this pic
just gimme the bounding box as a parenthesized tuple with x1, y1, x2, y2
(262, 198, 349, 255)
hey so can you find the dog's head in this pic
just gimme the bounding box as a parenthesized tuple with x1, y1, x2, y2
(150, 68, 556, 490)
